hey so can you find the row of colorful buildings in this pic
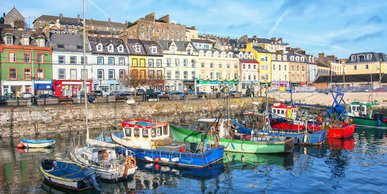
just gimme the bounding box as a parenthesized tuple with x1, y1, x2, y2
(0, 8, 386, 97)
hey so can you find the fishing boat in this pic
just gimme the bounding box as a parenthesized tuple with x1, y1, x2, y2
(112, 118, 171, 149)
(17, 138, 56, 148)
(69, 146, 137, 181)
(347, 101, 387, 129)
(112, 118, 225, 168)
(39, 158, 100, 191)
(86, 132, 118, 148)
(326, 123, 356, 139)
(171, 118, 294, 154)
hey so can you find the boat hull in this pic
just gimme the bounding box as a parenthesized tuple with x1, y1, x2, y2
(327, 124, 356, 139)
(170, 125, 294, 154)
(18, 139, 55, 148)
(265, 130, 327, 146)
(352, 117, 387, 129)
(116, 145, 224, 168)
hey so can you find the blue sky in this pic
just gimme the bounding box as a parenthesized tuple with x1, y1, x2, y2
(1, 0, 386, 58)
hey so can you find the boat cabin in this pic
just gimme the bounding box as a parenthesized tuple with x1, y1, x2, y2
(348, 101, 376, 119)
(271, 102, 298, 119)
(121, 118, 170, 141)
(197, 118, 229, 138)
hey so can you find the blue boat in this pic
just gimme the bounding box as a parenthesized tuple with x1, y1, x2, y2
(39, 158, 100, 191)
(262, 130, 327, 146)
(18, 138, 56, 148)
(112, 118, 225, 168)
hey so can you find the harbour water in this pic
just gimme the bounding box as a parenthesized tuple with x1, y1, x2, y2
(0, 127, 386, 194)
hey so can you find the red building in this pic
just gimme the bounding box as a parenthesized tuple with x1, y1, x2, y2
(53, 80, 92, 97)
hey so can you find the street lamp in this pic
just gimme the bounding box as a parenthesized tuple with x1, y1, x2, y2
(193, 59, 197, 95)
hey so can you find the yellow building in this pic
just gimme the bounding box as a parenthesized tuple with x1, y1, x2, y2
(243, 42, 272, 83)
(344, 52, 386, 75)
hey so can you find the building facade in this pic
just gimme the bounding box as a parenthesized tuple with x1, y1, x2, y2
(287, 53, 308, 85)
(271, 53, 290, 88)
(88, 36, 130, 93)
(1, 29, 52, 95)
(344, 52, 386, 76)
(236, 51, 259, 95)
(243, 42, 272, 83)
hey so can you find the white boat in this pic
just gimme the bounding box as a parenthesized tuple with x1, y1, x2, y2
(17, 138, 56, 148)
(86, 133, 117, 148)
(111, 118, 171, 149)
(69, 146, 137, 181)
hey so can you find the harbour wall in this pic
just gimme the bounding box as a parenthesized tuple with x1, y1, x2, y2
(0, 98, 263, 138)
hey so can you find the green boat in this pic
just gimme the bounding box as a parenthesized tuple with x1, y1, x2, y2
(348, 101, 387, 129)
(170, 120, 294, 154)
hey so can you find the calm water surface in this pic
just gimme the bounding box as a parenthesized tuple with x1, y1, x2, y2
(0, 127, 386, 194)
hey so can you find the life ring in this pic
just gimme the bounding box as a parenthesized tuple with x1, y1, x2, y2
(125, 157, 137, 169)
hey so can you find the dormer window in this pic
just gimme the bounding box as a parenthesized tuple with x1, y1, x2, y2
(37, 38, 45, 47)
(351, 55, 356, 61)
(22, 37, 29, 46)
(239, 53, 243, 58)
(117, 45, 124, 53)
(187, 48, 192, 55)
(5, 35, 13, 45)
(244, 53, 249, 59)
(228, 53, 232, 58)
(133, 44, 141, 53)
(301, 57, 304, 62)
(170, 46, 176, 54)
(213, 51, 219, 58)
(367, 54, 372, 60)
(108, 44, 114, 52)
(296, 56, 300, 62)
(96, 43, 103, 52)
(290, 56, 294, 61)
(150, 46, 157, 53)
(278, 55, 282, 61)
(249, 53, 253, 59)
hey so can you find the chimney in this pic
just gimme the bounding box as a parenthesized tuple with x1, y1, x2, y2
(159, 15, 170, 23)
(145, 12, 155, 21)
(318, 52, 325, 60)
(59, 13, 63, 18)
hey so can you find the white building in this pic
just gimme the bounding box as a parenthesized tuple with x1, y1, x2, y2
(271, 53, 290, 88)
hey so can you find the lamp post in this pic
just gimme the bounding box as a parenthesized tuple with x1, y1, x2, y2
(193, 59, 197, 95)
(379, 58, 382, 87)
(31, 47, 34, 96)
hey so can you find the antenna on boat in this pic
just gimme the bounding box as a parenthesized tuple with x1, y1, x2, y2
(82, 0, 89, 140)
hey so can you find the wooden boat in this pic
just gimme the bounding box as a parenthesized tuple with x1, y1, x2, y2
(170, 121, 294, 154)
(327, 124, 356, 139)
(17, 138, 55, 148)
(112, 118, 171, 149)
(39, 158, 100, 191)
(348, 101, 387, 129)
(112, 118, 225, 168)
(69, 146, 137, 181)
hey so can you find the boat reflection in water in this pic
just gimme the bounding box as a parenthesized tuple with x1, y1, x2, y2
(223, 152, 294, 170)
(136, 160, 224, 180)
(17, 147, 54, 154)
(294, 145, 328, 158)
(327, 137, 355, 151)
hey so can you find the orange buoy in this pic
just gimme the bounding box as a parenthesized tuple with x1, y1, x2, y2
(155, 163, 160, 171)
(154, 157, 160, 163)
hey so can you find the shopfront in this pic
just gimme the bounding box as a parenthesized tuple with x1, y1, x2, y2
(34, 80, 53, 95)
(53, 80, 92, 97)
(197, 79, 239, 93)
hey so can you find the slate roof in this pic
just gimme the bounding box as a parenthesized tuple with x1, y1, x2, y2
(139, 40, 163, 56)
(34, 15, 125, 29)
(50, 33, 90, 52)
(158, 40, 196, 52)
(252, 46, 270, 53)
(191, 38, 213, 44)
(314, 74, 387, 83)
(88, 36, 128, 55)
(2, 28, 48, 46)
(126, 39, 146, 55)
(346, 52, 387, 64)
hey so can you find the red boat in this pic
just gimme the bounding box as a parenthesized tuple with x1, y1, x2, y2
(327, 124, 356, 139)
(270, 120, 322, 132)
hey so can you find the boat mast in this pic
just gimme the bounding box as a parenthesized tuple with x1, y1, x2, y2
(82, 0, 89, 140)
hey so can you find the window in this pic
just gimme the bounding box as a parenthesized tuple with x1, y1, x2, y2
(201, 63, 205, 68)
(367, 54, 372, 60)
(35, 68, 44, 80)
(81, 56, 87, 65)
(279, 65, 281, 71)
(58, 56, 65, 64)
(170, 47, 176, 54)
(157, 70, 162, 79)
(70, 69, 77, 80)
(175, 71, 180, 79)
(150, 46, 157, 53)
(97, 69, 104, 79)
(273, 64, 275, 70)
(133, 44, 141, 53)
(354, 65, 357, 70)
(37, 53, 44, 63)
(148, 70, 155, 79)
(183, 59, 188, 67)
(184, 71, 188, 79)
(140, 59, 146, 67)
(58, 69, 66, 79)
(24, 68, 31, 80)
(234, 64, 238, 68)
(24, 53, 31, 63)
(227, 64, 230, 68)
(351, 55, 356, 61)
(5, 36, 13, 45)
(9, 68, 17, 80)
(81, 69, 88, 79)
(22, 37, 29, 45)
(108, 57, 115, 65)
(97, 57, 104, 65)
(108, 70, 115, 80)
(284, 65, 287, 71)
(119, 69, 125, 79)
(191, 59, 195, 67)
(57, 44, 64, 49)
(9, 53, 16, 62)
(175, 58, 180, 67)
(70, 56, 77, 64)
(148, 59, 154, 67)
(108, 44, 114, 52)
(77, 45, 83, 49)
(210, 63, 213, 68)
(365, 64, 369, 69)
(187, 48, 192, 55)
(167, 58, 171, 67)
(132, 58, 138, 67)
(167, 71, 171, 79)
(219, 64, 222, 68)
(119, 57, 125, 65)
(97, 44, 103, 51)
(118, 45, 124, 53)
(302, 66, 305, 71)
(156, 59, 162, 67)
(192, 71, 195, 79)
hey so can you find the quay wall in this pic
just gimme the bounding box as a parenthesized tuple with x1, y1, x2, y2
(269, 92, 387, 108)
(0, 98, 263, 138)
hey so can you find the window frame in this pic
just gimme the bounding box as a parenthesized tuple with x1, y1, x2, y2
(9, 67, 17, 80)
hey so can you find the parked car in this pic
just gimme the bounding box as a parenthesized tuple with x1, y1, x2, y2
(116, 91, 134, 96)
(21, 92, 33, 99)
(197, 91, 207, 98)
(157, 91, 170, 99)
(170, 91, 186, 100)
(92, 90, 104, 97)
(229, 90, 240, 97)
(136, 89, 146, 96)
(187, 90, 195, 95)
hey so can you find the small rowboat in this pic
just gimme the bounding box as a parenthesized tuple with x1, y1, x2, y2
(17, 138, 56, 148)
(39, 158, 100, 191)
